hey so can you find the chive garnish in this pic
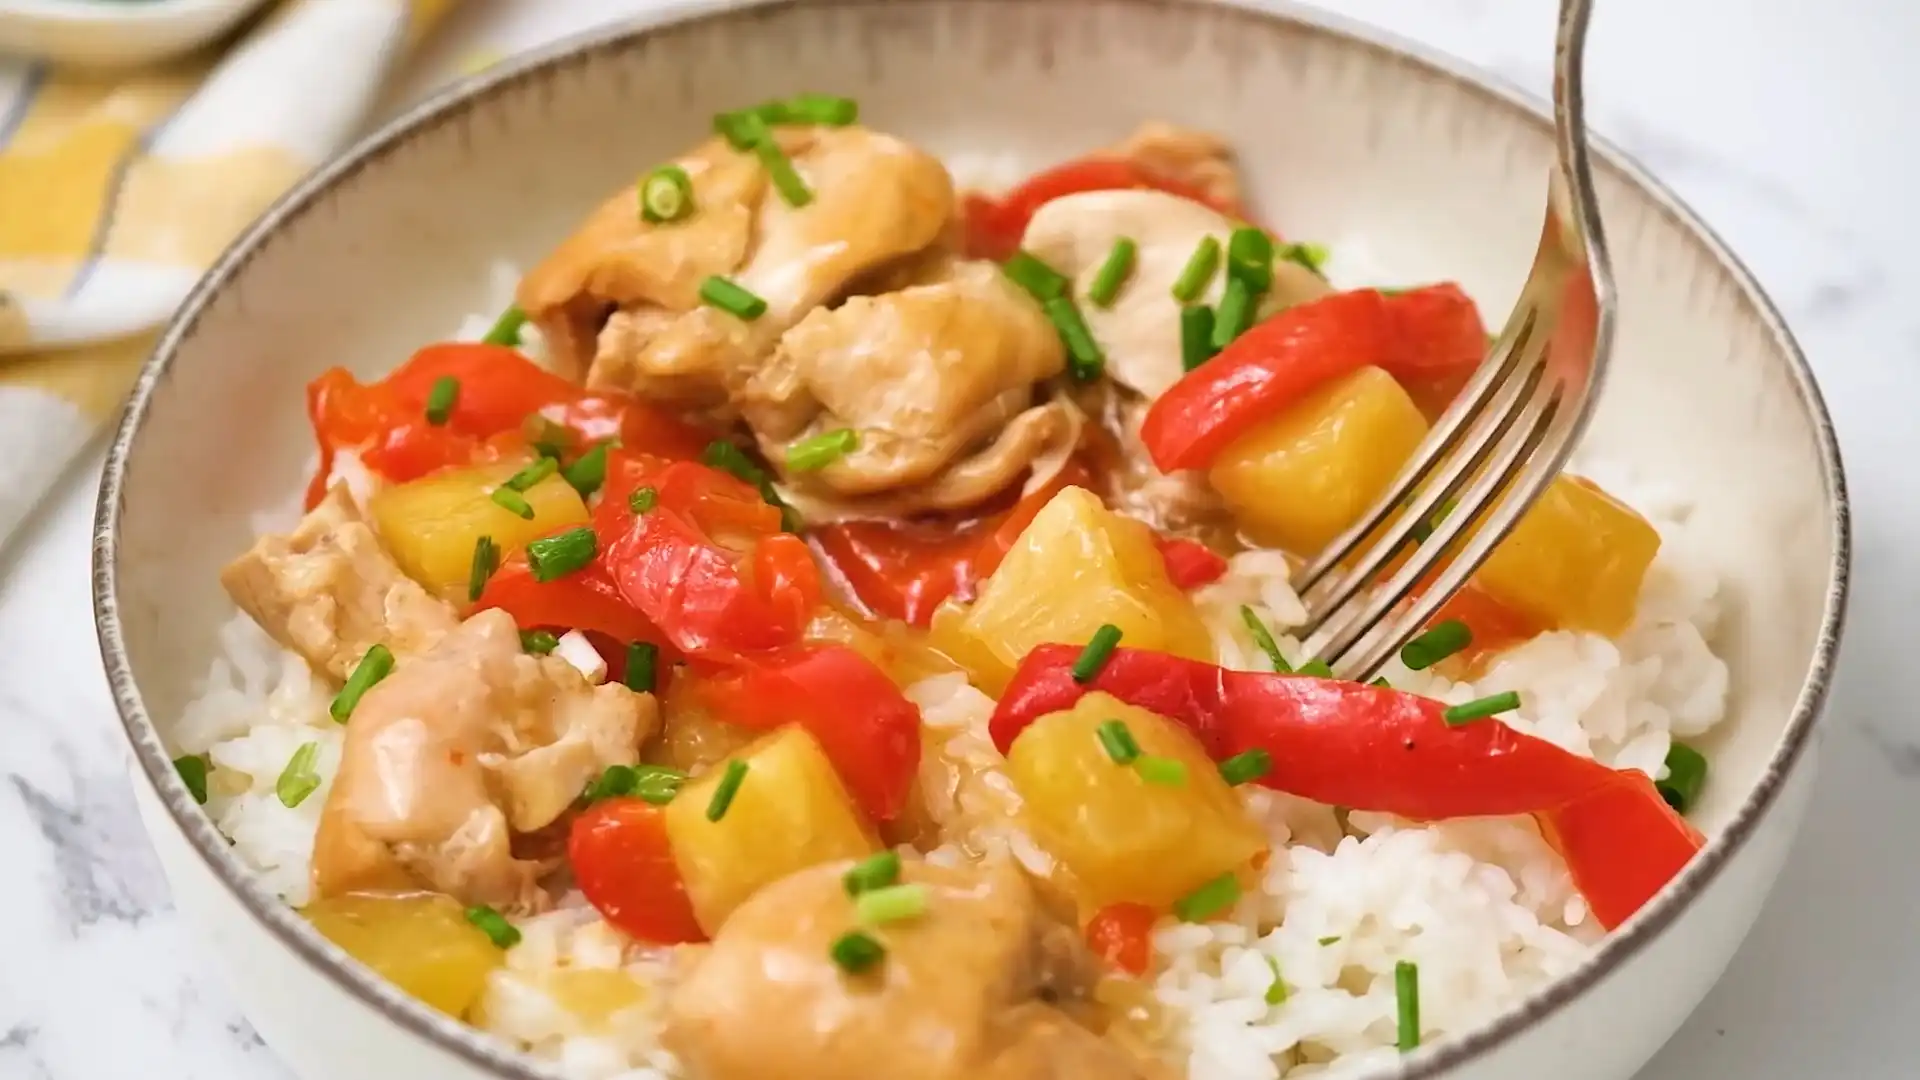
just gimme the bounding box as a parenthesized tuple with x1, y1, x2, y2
(624, 641, 659, 694)
(563, 442, 612, 498)
(1443, 690, 1520, 726)
(1044, 296, 1105, 382)
(526, 526, 597, 583)
(1371, 677, 1393, 689)
(1086, 237, 1137, 308)
(854, 883, 929, 925)
(1239, 605, 1291, 673)
(467, 535, 499, 603)
(699, 275, 769, 321)
(788, 92, 859, 126)
(582, 763, 635, 803)
(627, 486, 659, 515)
(1400, 619, 1472, 671)
(424, 375, 459, 426)
(1170, 235, 1221, 302)
(830, 929, 886, 974)
(1134, 755, 1188, 786)
(1226, 226, 1275, 292)
(330, 644, 394, 723)
(1172, 872, 1240, 922)
(753, 136, 813, 208)
(1071, 624, 1123, 683)
(639, 164, 695, 223)
(1180, 304, 1216, 371)
(520, 629, 559, 655)
(1395, 960, 1420, 1051)
(787, 428, 859, 472)
(1264, 956, 1288, 1005)
(490, 487, 535, 519)
(1409, 498, 1457, 544)
(1096, 719, 1140, 765)
(843, 850, 902, 896)
(526, 416, 572, 461)
(1296, 659, 1334, 679)
(701, 440, 802, 531)
(714, 107, 775, 150)
(481, 305, 528, 347)
(583, 762, 687, 806)
(1658, 741, 1708, 813)
(1219, 749, 1271, 786)
(173, 754, 210, 805)
(1211, 276, 1256, 350)
(1318, 935, 1341, 946)
(1001, 250, 1068, 302)
(1280, 241, 1331, 276)
(465, 905, 522, 949)
(706, 759, 749, 822)
(503, 456, 558, 492)
(274, 742, 321, 809)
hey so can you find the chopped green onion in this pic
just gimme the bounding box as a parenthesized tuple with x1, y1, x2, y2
(713, 107, 774, 150)
(582, 763, 688, 806)
(1170, 235, 1221, 302)
(1172, 872, 1241, 922)
(1179, 304, 1216, 371)
(526, 416, 572, 460)
(424, 375, 460, 426)
(173, 754, 210, 805)
(491, 487, 535, 519)
(1296, 659, 1334, 679)
(1408, 498, 1457, 544)
(481, 305, 528, 347)
(1264, 956, 1288, 1005)
(1280, 241, 1331, 277)
(629, 486, 658, 514)
(527, 526, 597, 583)
(1096, 719, 1141, 765)
(465, 905, 522, 949)
(274, 742, 321, 809)
(563, 442, 612, 498)
(1443, 690, 1521, 726)
(1395, 960, 1420, 1052)
(706, 759, 749, 822)
(699, 275, 769, 321)
(753, 136, 813, 208)
(1239, 605, 1291, 673)
(787, 428, 859, 472)
(467, 535, 499, 603)
(582, 763, 636, 803)
(843, 850, 903, 896)
(701, 440, 801, 531)
(854, 883, 929, 925)
(1044, 296, 1104, 382)
(1086, 237, 1137, 308)
(1211, 276, 1256, 349)
(624, 641, 659, 694)
(788, 92, 859, 126)
(1071, 624, 1123, 683)
(1371, 677, 1393, 689)
(1001, 250, 1069, 302)
(639, 164, 695, 223)
(1658, 741, 1709, 813)
(330, 644, 394, 723)
(1318, 935, 1341, 946)
(503, 456, 558, 492)
(1219, 749, 1271, 786)
(830, 929, 886, 974)
(1226, 226, 1274, 291)
(520, 629, 559, 655)
(1400, 619, 1472, 671)
(1135, 755, 1188, 786)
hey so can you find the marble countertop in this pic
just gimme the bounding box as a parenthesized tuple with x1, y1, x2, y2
(3, 0, 1918, 1076)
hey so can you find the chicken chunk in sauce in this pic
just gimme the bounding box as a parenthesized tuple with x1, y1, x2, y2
(666, 858, 1166, 1080)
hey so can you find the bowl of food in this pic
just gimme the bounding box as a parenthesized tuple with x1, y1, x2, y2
(92, 2, 1848, 1079)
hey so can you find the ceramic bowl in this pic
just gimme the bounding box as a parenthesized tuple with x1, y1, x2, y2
(0, 0, 268, 67)
(92, 2, 1849, 1079)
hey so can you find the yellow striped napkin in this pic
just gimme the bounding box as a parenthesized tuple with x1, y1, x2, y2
(0, 0, 461, 549)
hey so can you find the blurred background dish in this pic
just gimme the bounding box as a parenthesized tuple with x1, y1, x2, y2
(0, 0, 269, 68)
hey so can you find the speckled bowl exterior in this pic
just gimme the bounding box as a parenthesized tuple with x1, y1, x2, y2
(92, 3, 1849, 1079)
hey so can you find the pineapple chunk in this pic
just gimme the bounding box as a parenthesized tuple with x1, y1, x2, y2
(1207, 366, 1428, 555)
(1472, 475, 1660, 636)
(664, 726, 879, 934)
(930, 486, 1211, 693)
(368, 459, 589, 599)
(303, 892, 503, 1018)
(1005, 692, 1267, 911)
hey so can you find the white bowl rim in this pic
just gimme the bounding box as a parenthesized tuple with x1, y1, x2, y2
(90, 1, 1852, 1077)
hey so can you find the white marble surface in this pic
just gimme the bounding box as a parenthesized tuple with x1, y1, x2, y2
(2, 0, 1917, 1076)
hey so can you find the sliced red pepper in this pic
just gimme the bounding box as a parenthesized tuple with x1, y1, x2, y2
(1154, 536, 1229, 591)
(474, 550, 668, 649)
(963, 156, 1249, 261)
(693, 643, 921, 822)
(989, 646, 1703, 929)
(1085, 902, 1157, 977)
(1379, 283, 1489, 419)
(568, 797, 706, 944)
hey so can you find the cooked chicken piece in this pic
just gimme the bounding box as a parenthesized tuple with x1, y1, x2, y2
(1107, 120, 1244, 211)
(741, 259, 1075, 513)
(221, 484, 460, 682)
(528, 126, 953, 411)
(1022, 189, 1332, 400)
(666, 858, 1165, 1080)
(311, 609, 658, 910)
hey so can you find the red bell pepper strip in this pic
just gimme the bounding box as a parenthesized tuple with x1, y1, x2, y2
(1154, 536, 1229, 591)
(988, 645, 1703, 929)
(474, 550, 668, 649)
(963, 156, 1250, 261)
(1085, 902, 1157, 976)
(569, 797, 706, 944)
(1379, 282, 1489, 420)
(693, 643, 922, 823)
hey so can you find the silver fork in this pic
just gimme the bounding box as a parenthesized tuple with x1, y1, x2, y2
(1296, 0, 1615, 681)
